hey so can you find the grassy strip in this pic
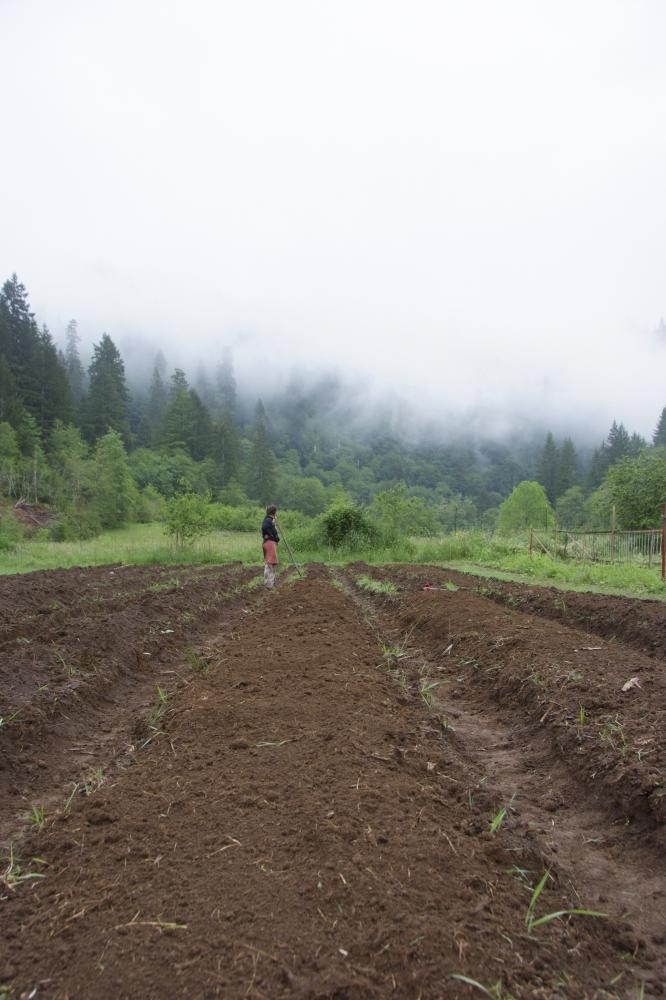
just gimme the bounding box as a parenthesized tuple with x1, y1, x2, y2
(2, 524, 665, 600)
(433, 555, 666, 599)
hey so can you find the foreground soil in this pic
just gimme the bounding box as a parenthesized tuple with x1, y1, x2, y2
(1, 564, 665, 997)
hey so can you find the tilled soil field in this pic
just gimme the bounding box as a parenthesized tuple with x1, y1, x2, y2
(1, 563, 665, 998)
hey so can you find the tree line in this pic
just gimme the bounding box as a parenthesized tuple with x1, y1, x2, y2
(1, 272, 665, 538)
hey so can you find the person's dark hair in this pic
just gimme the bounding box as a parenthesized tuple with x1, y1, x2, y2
(266, 504, 277, 516)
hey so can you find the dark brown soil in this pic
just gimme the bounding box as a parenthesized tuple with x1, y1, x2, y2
(1, 564, 665, 998)
(374, 563, 666, 662)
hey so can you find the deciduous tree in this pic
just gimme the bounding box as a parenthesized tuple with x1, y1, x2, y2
(497, 481, 553, 532)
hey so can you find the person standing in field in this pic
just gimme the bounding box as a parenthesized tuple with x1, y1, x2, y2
(261, 504, 280, 589)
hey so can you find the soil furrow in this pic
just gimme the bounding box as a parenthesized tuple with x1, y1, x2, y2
(366, 562, 666, 663)
(0, 565, 260, 848)
(0, 573, 655, 998)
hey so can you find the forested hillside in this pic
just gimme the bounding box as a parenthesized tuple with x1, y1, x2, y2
(1, 273, 664, 539)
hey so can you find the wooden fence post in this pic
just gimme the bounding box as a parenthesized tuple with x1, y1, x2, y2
(610, 505, 616, 563)
(529, 527, 533, 556)
(662, 504, 666, 580)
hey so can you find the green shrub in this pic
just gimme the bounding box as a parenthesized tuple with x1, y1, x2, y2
(135, 485, 166, 523)
(208, 503, 260, 532)
(0, 510, 20, 551)
(321, 500, 376, 549)
(48, 510, 102, 542)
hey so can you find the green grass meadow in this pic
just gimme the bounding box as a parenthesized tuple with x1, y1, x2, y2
(1, 522, 665, 599)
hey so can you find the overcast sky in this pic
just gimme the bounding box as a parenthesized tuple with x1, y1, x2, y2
(2, 0, 666, 439)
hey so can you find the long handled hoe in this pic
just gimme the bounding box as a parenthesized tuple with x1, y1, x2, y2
(275, 518, 304, 578)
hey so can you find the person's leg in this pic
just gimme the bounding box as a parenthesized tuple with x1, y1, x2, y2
(264, 562, 275, 589)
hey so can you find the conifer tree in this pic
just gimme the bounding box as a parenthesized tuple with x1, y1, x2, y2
(64, 320, 86, 410)
(160, 370, 213, 459)
(146, 362, 168, 445)
(606, 421, 631, 464)
(169, 368, 189, 395)
(555, 437, 578, 498)
(215, 351, 237, 418)
(84, 333, 130, 443)
(211, 410, 241, 485)
(536, 433, 559, 503)
(586, 444, 610, 492)
(653, 406, 666, 447)
(629, 432, 646, 456)
(34, 325, 73, 433)
(194, 364, 216, 412)
(247, 400, 277, 504)
(0, 355, 24, 426)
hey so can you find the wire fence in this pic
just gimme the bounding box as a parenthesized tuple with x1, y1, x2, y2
(530, 527, 663, 567)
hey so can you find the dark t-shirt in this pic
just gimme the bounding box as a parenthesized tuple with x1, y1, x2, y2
(261, 515, 279, 543)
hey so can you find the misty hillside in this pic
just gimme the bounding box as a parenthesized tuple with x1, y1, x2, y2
(1, 273, 663, 539)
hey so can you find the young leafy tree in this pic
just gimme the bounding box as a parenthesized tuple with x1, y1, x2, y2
(584, 482, 613, 529)
(246, 400, 277, 505)
(0, 421, 20, 496)
(277, 474, 328, 517)
(369, 482, 440, 539)
(164, 488, 212, 546)
(555, 485, 586, 528)
(536, 433, 559, 503)
(605, 450, 666, 528)
(439, 493, 478, 532)
(497, 481, 554, 532)
(92, 429, 137, 527)
(85, 334, 130, 443)
(48, 421, 90, 512)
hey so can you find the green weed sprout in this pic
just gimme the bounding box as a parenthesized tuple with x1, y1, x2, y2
(525, 869, 606, 933)
(1, 846, 47, 891)
(187, 649, 209, 675)
(30, 804, 45, 830)
(449, 974, 510, 997)
(419, 680, 440, 707)
(489, 795, 515, 834)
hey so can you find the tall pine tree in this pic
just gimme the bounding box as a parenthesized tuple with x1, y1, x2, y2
(653, 406, 666, 447)
(606, 421, 631, 464)
(211, 410, 241, 485)
(555, 437, 578, 498)
(146, 361, 168, 445)
(215, 351, 237, 419)
(84, 333, 130, 443)
(160, 370, 213, 459)
(64, 319, 86, 412)
(247, 400, 276, 504)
